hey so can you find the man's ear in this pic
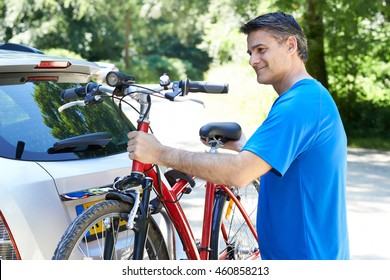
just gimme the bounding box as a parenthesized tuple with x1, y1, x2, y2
(286, 36, 298, 53)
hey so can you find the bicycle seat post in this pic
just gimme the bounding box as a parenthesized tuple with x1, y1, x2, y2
(208, 140, 223, 153)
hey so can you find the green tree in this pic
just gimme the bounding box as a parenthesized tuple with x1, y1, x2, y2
(271, 0, 390, 139)
(0, 0, 212, 81)
(126, 0, 212, 81)
(325, 0, 389, 138)
(0, 0, 124, 60)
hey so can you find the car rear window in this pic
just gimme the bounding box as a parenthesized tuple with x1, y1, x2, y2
(0, 82, 135, 161)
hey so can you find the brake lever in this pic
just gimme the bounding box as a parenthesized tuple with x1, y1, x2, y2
(84, 93, 102, 106)
(173, 96, 205, 106)
(58, 101, 85, 112)
(58, 95, 103, 112)
(164, 81, 182, 101)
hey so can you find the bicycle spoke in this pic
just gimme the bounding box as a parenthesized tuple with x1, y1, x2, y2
(213, 183, 259, 260)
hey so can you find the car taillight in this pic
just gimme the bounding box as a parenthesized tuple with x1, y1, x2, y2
(0, 211, 21, 260)
(35, 61, 71, 69)
(25, 76, 59, 82)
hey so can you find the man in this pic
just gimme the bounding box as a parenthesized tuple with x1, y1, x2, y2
(127, 12, 350, 260)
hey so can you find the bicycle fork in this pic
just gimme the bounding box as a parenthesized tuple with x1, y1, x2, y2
(113, 175, 153, 260)
(128, 176, 154, 260)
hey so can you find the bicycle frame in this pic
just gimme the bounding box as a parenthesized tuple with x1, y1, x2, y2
(128, 98, 258, 260)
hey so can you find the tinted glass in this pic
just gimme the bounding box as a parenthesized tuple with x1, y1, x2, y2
(0, 82, 135, 161)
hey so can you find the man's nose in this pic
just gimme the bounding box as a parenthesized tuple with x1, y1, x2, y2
(249, 54, 259, 67)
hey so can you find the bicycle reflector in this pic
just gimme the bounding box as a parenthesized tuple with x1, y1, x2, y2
(106, 71, 135, 87)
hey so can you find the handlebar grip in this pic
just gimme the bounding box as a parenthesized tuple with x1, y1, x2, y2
(61, 82, 99, 100)
(188, 81, 228, 94)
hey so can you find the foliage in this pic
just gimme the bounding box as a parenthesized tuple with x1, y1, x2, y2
(122, 55, 189, 83)
(0, 0, 125, 60)
(324, 0, 390, 138)
(42, 48, 84, 60)
(270, 0, 390, 139)
(0, 0, 211, 80)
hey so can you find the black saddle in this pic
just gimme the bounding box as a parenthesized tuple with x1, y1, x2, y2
(199, 122, 242, 145)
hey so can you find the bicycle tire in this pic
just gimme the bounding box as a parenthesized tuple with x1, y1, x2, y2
(52, 199, 169, 260)
(210, 181, 259, 260)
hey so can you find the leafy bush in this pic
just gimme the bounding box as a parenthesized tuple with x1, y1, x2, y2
(118, 55, 203, 84)
(41, 48, 85, 60)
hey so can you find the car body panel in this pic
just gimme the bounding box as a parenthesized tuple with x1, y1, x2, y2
(0, 50, 100, 85)
(38, 153, 131, 196)
(0, 152, 132, 259)
(0, 50, 100, 74)
(0, 158, 66, 259)
(0, 44, 136, 259)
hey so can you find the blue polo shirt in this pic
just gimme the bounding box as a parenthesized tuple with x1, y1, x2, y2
(243, 79, 350, 260)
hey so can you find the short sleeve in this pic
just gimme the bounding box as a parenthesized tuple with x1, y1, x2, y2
(242, 84, 320, 176)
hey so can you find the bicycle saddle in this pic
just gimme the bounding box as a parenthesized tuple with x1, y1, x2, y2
(199, 122, 242, 144)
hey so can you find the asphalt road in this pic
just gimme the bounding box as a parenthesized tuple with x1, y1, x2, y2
(346, 148, 390, 259)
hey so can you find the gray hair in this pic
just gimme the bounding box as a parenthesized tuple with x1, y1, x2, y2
(241, 12, 308, 63)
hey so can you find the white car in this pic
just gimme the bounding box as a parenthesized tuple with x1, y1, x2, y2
(93, 61, 118, 84)
(0, 43, 135, 259)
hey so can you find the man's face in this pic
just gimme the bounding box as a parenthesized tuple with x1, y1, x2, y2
(246, 29, 292, 86)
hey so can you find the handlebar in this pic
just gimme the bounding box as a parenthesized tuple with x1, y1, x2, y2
(58, 71, 229, 112)
(164, 78, 228, 101)
(188, 81, 228, 94)
(61, 82, 100, 100)
(57, 71, 229, 180)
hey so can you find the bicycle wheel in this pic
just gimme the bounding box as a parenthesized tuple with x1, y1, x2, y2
(52, 199, 169, 260)
(210, 180, 259, 260)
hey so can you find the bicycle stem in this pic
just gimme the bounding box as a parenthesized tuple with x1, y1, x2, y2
(131, 96, 151, 180)
(130, 121, 149, 178)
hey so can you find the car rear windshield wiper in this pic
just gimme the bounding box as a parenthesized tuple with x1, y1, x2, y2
(48, 132, 112, 154)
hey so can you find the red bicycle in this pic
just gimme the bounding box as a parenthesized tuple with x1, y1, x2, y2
(52, 71, 260, 260)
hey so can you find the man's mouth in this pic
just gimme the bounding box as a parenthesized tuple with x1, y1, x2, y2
(255, 65, 267, 72)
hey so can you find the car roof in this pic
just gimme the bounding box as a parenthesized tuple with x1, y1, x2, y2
(0, 47, 100, 85)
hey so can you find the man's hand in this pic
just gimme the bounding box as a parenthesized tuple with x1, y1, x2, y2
(127, 131, 163, 164)
(222, 133, 248, 152)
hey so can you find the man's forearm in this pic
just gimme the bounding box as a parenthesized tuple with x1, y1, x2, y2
(157, 146, 257, 187)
